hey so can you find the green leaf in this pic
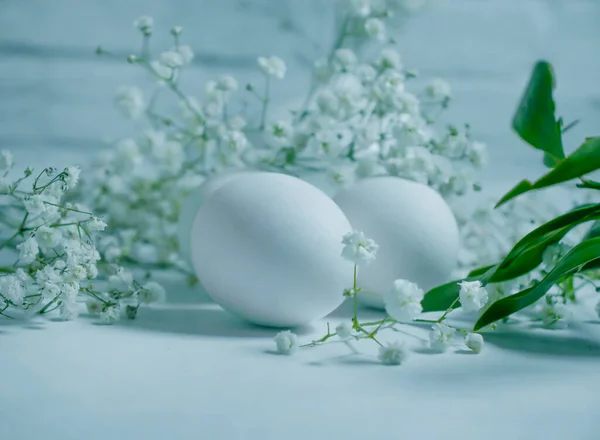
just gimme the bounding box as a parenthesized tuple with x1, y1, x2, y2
(421, 280, 462, 312)
(475, 237, 600, 330)
(496, 137, 600, 207)
(490, 228, 570, 282)
(489, 203, 600, 281)
(512, 60, 564, 166)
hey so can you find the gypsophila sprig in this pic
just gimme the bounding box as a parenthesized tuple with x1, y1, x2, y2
(274, 330, 299, 355)
(464, 333, 484, 354)
(458, 280, 489, 312)
(341, 231, 379, 266)
(0, 157, 165, 323)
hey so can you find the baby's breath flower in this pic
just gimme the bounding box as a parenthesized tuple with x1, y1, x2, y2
(332, 49, 358, 71)
(458, 280, 489, 312)
(540, 301, 569, 328)
(426, 78, 451, 100)
(464, 333, 484, 354)
(23, 195, 46, 217)
(150, 61, 172, 80)
(466, 141, 487, 168)
(138, 281, 166, 304)
(336, 321, 353, 340)
(16, 236, 39, 264)
(274, 330, 298, 355)
(87, 216, 108, 232)
(376, 48, 402, 71)
(347, 0, 372, 17)
(159, 50, 185, 68)
(542, 243, 569, 270)
(0, 275, 24, 306)
(341, 230, 379, 265)
(171, 25, 183, 36)
(257, 56, 287, 79)
(429, 323, 455, 352)
(100, 304, 121, 324)
(364, 18, 385, 41)
(378, 341, 408, 365)
(216, 75, 238, 92)
(133, 15, 153, 34)
(35, 226, 62, 249)
(108, 268, 133, 291)
(63, 166, 81, 189)
(383, 279, 424, 322)
(59, 298, 79, 321)
(176, 45, 194, 64)
(115, 86, 145, 120)
(0, 150, 13, 171)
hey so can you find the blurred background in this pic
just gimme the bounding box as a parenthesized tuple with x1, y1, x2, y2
(0, 0, 598, 198)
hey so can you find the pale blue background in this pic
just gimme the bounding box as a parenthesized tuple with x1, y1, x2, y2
(1, 1, 600, 439)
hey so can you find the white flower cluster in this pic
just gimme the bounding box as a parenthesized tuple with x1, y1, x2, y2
(90, 13, 495, 281)
(0, 155, 165, 323)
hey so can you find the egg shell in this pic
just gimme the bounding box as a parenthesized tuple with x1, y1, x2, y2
(333, 176, 459, 309)
(191, 172, 353, 327)
(177, 170, 254, 267)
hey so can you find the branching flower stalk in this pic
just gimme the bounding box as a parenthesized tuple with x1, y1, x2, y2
(0, 156, 166, 323)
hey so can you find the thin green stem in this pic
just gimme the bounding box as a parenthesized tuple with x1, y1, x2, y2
(259, 75, 270, 130)
(437, 296, 460, 323)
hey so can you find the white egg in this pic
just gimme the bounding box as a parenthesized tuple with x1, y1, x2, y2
(333, 176, 459, 309)
(191, 172, 353, 327)
(177, 170, 254, 266)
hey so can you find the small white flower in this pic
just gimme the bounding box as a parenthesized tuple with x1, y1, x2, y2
(426, 78, 451, 100)
(347, 0, 371, 17)
(108, 268, 133, 291)
(336, 321, 353, 340)
(23, 194, 46, 216)
(87, 216, 107, 232)
(458, 280, 489, 312)
(17, 236, 39, 264)
(465, 333, 484, 353)
(0, 150, 13, 171)
(59, 298, 79, 321)
(540, 301, 569, 328)
(332, 49, 358, 71)
(115, 86, 145, 120)
(133, 15, 153, 33)
(86, 298, 104, 314)
(376, 48, 402, 71)
(257, 56, 287, 79)
(215, 75, 238, 92)
(34, 226, 62, 249)
(100, 304, 121, 324)
(150, 61, 173, 80)
(364, 18, 385, 41)
(383, 279, 424, 322)
(466, 141, 487, 168)
(0, 275, 24, 305)
(138, 281, 166, 304)
(378, 341, 409, 365)
(542, 243, 568, 270)
(274, 330, 298, 355)
(171, 25, 183, 36)
(62, 166, 81, 189)
(159, 50, 184, 68)
(341, 230, 379, 265)
(176, 45, 194, 64)
(429, 323, 455, 351)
